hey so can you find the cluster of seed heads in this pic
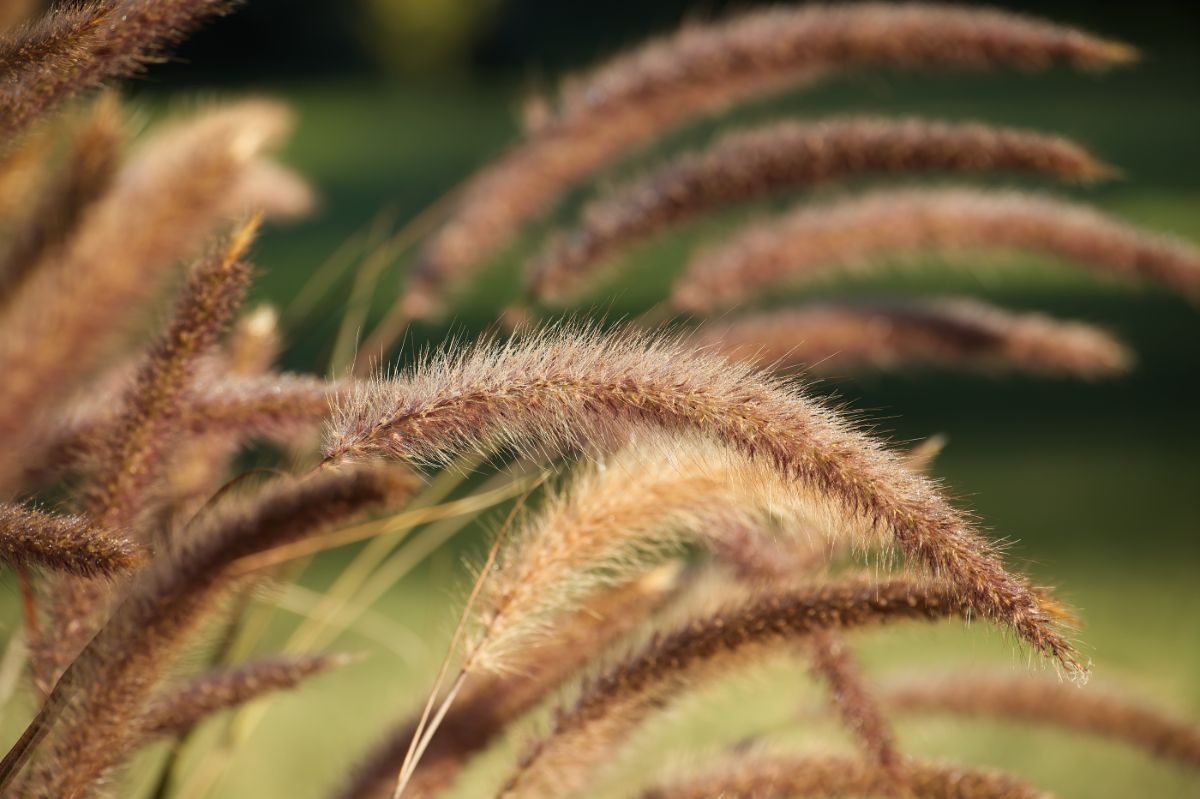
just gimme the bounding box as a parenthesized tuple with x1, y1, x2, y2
(0, 3, 1195, 799)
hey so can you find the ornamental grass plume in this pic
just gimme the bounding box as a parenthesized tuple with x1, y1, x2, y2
(465, 434, 831, 674)
(639, 751, 1051, 799)
(498, 578, 974, 798)
(31, 218, 259, 689)
(527, 119, 1111, 304)
(138, 653, 355, 742)
(404, 2, 1134, 318)
(0, 0, 240, 139)
(805, 633, 904, 786)
(0, 502, 142, 578)
(879, 673, 1200, 769)
(326, 326, 1079, 675)
(689, 298, 1132, 378)
(0, 93, 122, 302)
(673, 187, 1200, 313)
(163, 305, 288, 518)
(82, 216, 259, 535)
(0, 99, 291, 494)
(12, 371, 341, 498)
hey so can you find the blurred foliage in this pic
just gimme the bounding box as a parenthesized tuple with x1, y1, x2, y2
(355, 0, 500, 73)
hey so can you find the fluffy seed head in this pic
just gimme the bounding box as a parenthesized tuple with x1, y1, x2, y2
(0, 0, 241, 138)
(0, 502, 142, 577)
(640, 751, 1052, 799)
(529, 119, 1110, 304)
(138, 653, 353, 741)
(0, 100, 291, 493)
(500, 578, 974, 798)
(881, 672, 1200, 769)
(690, 298, 1131, 378)
(673, 187, 1200, 313)
(326, 326, 1081, 675)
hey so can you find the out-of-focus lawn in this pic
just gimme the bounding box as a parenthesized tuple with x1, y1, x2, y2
(3, 51, 1198, 796)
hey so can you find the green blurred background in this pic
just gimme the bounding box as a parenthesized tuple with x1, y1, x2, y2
(8, 1, 1200, 796)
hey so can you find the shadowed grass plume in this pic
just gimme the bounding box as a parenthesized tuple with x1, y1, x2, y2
(880, 673, 1200, 769)
(498, 578, 975, 798)
(528, 119, 1111, 304)
(805, 633, 904, 786)
(0, 100, 290, 494)
(138, 653, 355, 742)
(0, 94, 122, 302)
(673, 187, 1200, 313)
(690, 298, 1131, 378)
(82, 216, 259, 533)
(31, 216, 260, 690)
(639, 751, 1052, 799)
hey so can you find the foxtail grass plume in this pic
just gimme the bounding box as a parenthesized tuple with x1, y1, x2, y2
(499, 578, 974, 798)
(0, 502, 141, 578)
(138, 653, 354, 742)
(29, 218, 259, 688)
(164, 305, 288, 516)
(83, 217, 258, 534)
(227, 158, 318, 222)
(0, 0, 240, 139)
(0, 100, 291, 493)
(672, 187, 1200, 313)
(326, 326, 1080, 674)
(467, 434, 848, 673)
(639, 751, 1051, 799)
(0, 94, 122, 302)
(689, 298, 1131, 378)
(528, 119, 1110, 304)
(406, 3, 1132, 318)
(0, 2, 116, 75)
(880, 673, 1200, 769)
